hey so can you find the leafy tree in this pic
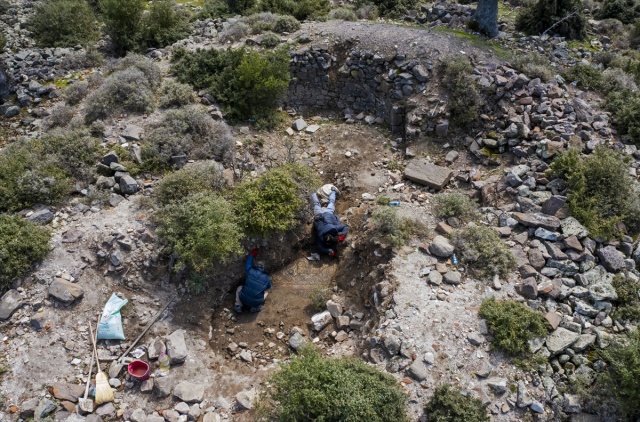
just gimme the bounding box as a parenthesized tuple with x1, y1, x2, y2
(100, 0, 144, 55)
(155, 193, 243, 272)
(264, 346, 409, 422)
(0, 215, 51, 289)
(596, 0, 640, 24)
(139, 0, 191, 49)
(29, 0, 99, 47)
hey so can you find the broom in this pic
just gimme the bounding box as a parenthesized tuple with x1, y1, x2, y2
(89, 323, 115, 405)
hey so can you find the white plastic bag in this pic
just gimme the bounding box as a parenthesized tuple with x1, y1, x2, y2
(97, 293, 128, 340)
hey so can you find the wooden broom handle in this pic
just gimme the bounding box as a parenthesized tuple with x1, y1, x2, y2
(89, 323, 101, 372)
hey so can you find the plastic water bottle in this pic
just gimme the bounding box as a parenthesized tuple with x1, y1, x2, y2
(389, 201, 400, 206)
(452, 253, 459, 266)
(158, 352, 170, 375)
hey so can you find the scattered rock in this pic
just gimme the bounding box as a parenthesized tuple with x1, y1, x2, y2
(173, 381, 205, 403)
(429, 236, 454, 258)
(236, 390, 255, 410)
(311, 311, 333, 331)
(166, 330, 188, 364)
(404, 160, 453, 190)
(288, 332, 306, 351)
(48, 278, 84, 304)
(0, 289, 24, 320)
(546, 327, 580, 355)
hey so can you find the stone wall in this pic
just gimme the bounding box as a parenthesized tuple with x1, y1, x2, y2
(286, 44, 435, 134)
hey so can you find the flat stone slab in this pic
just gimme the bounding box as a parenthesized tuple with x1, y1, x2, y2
(512, 212, 561, 231)
(48, 278, 84, 304)
(0, 289, 24, 320)
(546, 327, 580, 355)
(173, 381, 205, 403)
(121, 124, 143, 141)
(404, 160, 453, 190)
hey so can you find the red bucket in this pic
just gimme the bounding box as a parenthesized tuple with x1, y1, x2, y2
(128, 360, 150, 381)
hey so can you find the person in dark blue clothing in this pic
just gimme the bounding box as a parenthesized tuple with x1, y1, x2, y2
(311, 187, 349, 257)
(234, 249, 272, 313)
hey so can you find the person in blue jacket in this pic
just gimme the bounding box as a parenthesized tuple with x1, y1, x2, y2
(234, 249, 272, 313)
(311, 187, 349, 257)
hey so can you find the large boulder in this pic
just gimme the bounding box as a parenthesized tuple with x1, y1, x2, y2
(119, 175, 139, 195)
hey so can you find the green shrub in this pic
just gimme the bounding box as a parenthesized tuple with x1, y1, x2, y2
(61, 46, 105, 70)
(440, 56, 482, 127)
(605, 89, 640, 145)
(64, 80, 89, 105)
(154, 162, 227, 206)
(550, 147, 640, 239)
(233, 164, 319, 236)
(0, 215, 51, 289)
(110, 53, 162, 89)
(155, 193, 243, 272)
(198, 0, 228, 19)
(227, 0, 255, 14)
(355, 4, 379, 20)
(99, 0, 145, 55)
(219, 21, 251, 43)
(139, 0, 190, 49)
(561, 64, 605, 90)
(371, 207, 428, 248)
(450, 225, 516, 278)
(84, 68, 155, 122)
(612, 274, 640, 322)
(479, 298, 549, 356)
(369, 0, 415, 16)
(172, 47, 290, 124)
(264, 346, 409, 421)
(515, 0, 586, 39)
(599, 329, 640, 419)
(258, 0, 328, 20)
(602, 67, 638, 92)
(432, 192, 478, 222)
(142, 105, 233, 172)
(308, 286, 330, 312)
(43, 105, 75, 130)
(597, 0, 640, 24)
(328, 7, 357, 20)
(273, 14, 300, 32)
(29, 0, 99, 47)
(243, 12, 278, 34)
(510, 53, 554, 82)
(631, 19, 640, 49)
(424, 384, 489, 422)
(159, 80, 194, 108)
(260, 31, 281, 47)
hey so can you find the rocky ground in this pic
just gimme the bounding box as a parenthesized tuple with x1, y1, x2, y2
(1, 0, 639, 421)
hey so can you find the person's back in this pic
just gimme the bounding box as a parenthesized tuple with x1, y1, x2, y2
(240, 265, 271, 307)
(311, 189, 348, 256)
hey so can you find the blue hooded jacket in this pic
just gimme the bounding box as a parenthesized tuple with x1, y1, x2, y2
(313, 212, 349, 255)
(239, 255, 272, 307)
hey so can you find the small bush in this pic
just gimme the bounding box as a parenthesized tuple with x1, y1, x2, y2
(510, 53, 554, 82)
(154, 162, 226, 206)
(515, 0, 586, 39)
(424, 384, 489, 422)
(159, 80, 194, 108)
(61, 47, 105, 70)
(273, 15, 300, 33)
(243, 12, 278, 34)
(233, 164, 320, 236)
(84, 68, 155, 122)
(139, 0, 190, 49)
(355, 4, 379, 20)
(259, 31, 281, 47)
(612, 274, 640, 322)
(599, 329, 640, 418)
(99, 0, 145, 55)
(64, 80, 89, 105)
(142, 105, 233, 172)
(450, 225, 516, 278)
(605, 89, 640, 145)
(561, 63, 605, 90)
(602, 67, 638, 92)
(219, 21, 251, 43)
(155, 193, 243, 272)
(258, 0, 328, 20)
(308, 286, 330, 312)
(110, 53, 162, 89)
(328, 7, 357, 20)
(43, 105, 75, 130)
(432, 192, 478, 222)
(227, 0, 255, 14)
(29, 0, 99, 47)
(371, 207, 428, 248)
(631, 19, 640, 49)
(597, 0, 640, 24)
(198, 0, 228, 19)
(171, 47, 223, 90)
(369, 0, 416, 16)
(550, 146, 640, 238)
(440, 56, 482, 127)
(479, 298, 549, 356)
(263, 346, 409, 421)
(0, 215, 51, 289)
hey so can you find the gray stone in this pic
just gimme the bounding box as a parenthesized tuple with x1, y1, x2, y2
(119, 175, 139, 195)
(28, 209, 54, 224)
(546, 327, 580, 355)
(571, 334, 596, 352)
(404, 160, 453, 190)
(166, 330, 188, 364)
(412, 64, 429, 82)
(311, 311, 333, 331)
(52, 382, 84, 403)
(292, 119, 307, 131)
(561, 217, 589, 238)
(5, 106, 19, 118)
(34, 398, 56, 419)
(445, 150, 459, 163)
(202, 413, 220, 422)
(21, 398, 39, 418)
(443, 271, 461, 285)
(288, 332, 306, 351)
(564, 394, 581, 413)
(148, 337, 166, 360)
(174, 402, 190, 414)
(429, 235, 454, 258)
(517, 277, 538, 299)
(215, 396, 232, 410)
(0, 289, 24, 320)
(48, 278, 84, 303)
(486, 377, 507, 394)
(130, 409, 147, 422)
(528, 249, 546, 270)
(164, 410, 180, 422)
(102, 151, 119, 166)
(326, 300, 342, 318)
(146, 415, 164, 422)
(110, 250, 122, 267)
(407, 360, 428, 381)
(95, 403, 116, 418)
(435, 122, 449, 138)
(173, 381, 205, 403)
(541, 195, 567, 216)
(530, 401, 545, 413)
(517, 380, 533, 408)
(383, 333, 402, 356)
(171, 155, 188, 168)
(512, 212, 561, 231)
(467, 332, 484, 346)
(305, 124, 320, 133)
(474, 0, 498, 37)
(428, 271, 442, 285)
(109, 194, 125, 207)
(597, 246, 626, 272)
(239, 350, 252, 362)
(188, 404, 202, 420)
(122, 124, 143, 141)
(236, 390, 255, 410)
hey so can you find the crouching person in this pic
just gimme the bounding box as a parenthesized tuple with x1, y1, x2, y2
(234, 249, 272, 313)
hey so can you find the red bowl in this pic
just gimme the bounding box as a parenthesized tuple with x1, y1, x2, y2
(128, 360, 150, 381)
